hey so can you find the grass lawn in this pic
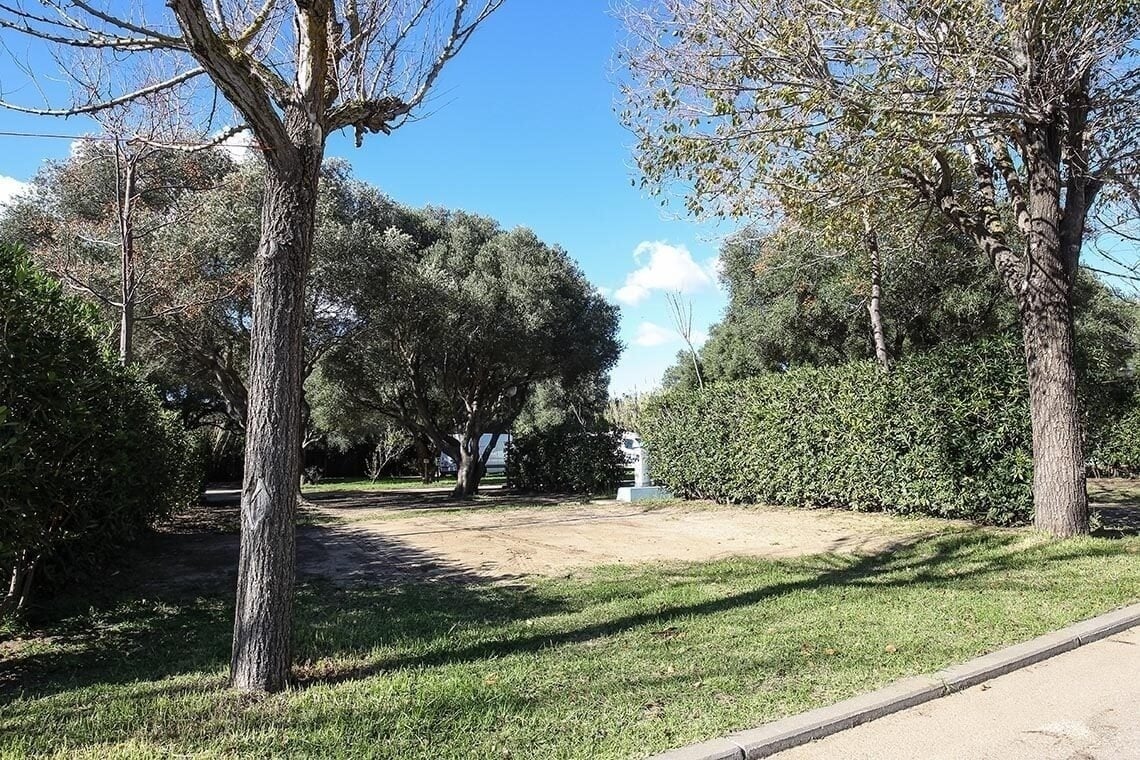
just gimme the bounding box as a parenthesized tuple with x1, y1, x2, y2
(301, 474, 508, 494)
(3, 527, 1139, 759)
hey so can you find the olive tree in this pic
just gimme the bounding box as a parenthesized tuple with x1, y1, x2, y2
(619, 0, 1140, 536)
(319, 210, 622, 498)
(0, 0, 503, 693)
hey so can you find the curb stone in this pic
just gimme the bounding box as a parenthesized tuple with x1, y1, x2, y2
(647, 602, 1140, 760)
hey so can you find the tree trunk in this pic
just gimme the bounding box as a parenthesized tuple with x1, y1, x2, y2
(414, 436, 436, 483)
(119, 300, 134, 367)
(3, 552, 38, 617)
(1021, 298, 1087, 536)
(1019, 125, 1088, 537)
(230, 142, 323, 694)
(117, 143, 137, 367)
(862, 209, 889, 371)
(453, 433, 485, 498)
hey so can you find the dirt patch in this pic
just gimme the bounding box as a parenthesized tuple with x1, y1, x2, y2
(306, 495, 949, 579)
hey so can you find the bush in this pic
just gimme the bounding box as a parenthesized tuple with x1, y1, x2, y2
(1087, 381, 1140, 476)
(506, 424, 628, 494)
(1, 246, 197, 614)
(641, 339, 1035, 525)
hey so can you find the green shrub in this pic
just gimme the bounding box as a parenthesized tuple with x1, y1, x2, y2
(1087, 381, 1140, 476)
(641, 339, 1035, 525)
(506, 424, 627, 494)
(1, 246, 197, 614)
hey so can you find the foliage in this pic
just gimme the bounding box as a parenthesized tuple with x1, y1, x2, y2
(1087, 381, 1140, 477)
(620, 0, 1140, 535)
(663, 222, 1012, 389)
(644, 339, 1036, 525)
(506, 425, 628, 495)
(666, 225, 1140, 393)
(0, 141, 237, 364)
(319, 209, 622, 495)
(0, 246, 196, 613)
(605, 391, 648, 434)
(513, 374, 611, 437)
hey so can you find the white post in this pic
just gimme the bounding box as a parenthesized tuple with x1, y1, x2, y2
(634, 449, 650, 488)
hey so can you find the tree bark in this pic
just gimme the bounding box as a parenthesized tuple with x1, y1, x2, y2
(862, 210, 889, 371)
(1019, 125, 1088, 537)
(119, 300, 134, 367)
(116, 142, 138, 367)
(230, 139, 323, 693)
(3, 552, 38, 617)
(918, 140, 1089, 537)
(1021, 295, 1087, 536)
(453, 431, 485, 498)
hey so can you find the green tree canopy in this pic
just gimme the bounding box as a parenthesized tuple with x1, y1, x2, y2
(318, 210, 622, 497)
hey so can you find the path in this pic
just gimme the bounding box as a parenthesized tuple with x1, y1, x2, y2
(772, 626, 1140, 760)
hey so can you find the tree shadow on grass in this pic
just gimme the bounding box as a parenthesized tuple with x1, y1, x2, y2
(0, 519, 548, 699)
(301, 529, 1131, 686)
(1088, 478, 1140, 537)
(3, 524, 1133, 702)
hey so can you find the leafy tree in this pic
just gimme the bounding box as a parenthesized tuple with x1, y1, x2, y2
(662, 221, 1011, 389)
(147, 160, 408, 440)
(664, 224, 1139, 393)
(514, 374, 612, 437)
(620, 0, 1140, 535)
(1, 141, 235, 365)
(319, 210, 622, 497)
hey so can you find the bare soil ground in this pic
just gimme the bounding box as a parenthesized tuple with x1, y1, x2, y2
(132, 478, 1139, 593)
(298, 489, 952, 583)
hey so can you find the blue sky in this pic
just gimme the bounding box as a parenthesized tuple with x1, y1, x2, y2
(0, 2, 734, 395)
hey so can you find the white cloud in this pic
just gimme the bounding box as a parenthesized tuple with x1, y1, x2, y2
(595, 285, 613, 299)
(217, 128, 258, 163)
(614, 241, 716, 306)
(692, 328, 709, 347)
(0, 175, 31, 207)
(633, 321, 678, 347)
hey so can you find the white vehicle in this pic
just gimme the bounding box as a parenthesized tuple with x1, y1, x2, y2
(437, 432, 512, 475)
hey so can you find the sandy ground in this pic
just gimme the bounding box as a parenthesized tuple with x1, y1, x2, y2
(299, 490, 946, 582)
(145, 478, 1137, 591)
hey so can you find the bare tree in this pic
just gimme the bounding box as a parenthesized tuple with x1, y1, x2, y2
(0, 0, 503, 692)
(620, 0, 1140, 536)
(9, 129, 237, 365)
(666, 291, 704, 389)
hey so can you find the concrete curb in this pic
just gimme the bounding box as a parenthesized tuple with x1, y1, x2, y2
(649, 602, 1140, 760)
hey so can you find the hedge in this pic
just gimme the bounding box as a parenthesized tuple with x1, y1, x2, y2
(1087, 382, 1140, 477)
(1, 246, 198, 614)
(641, 339, 1039, 525)
(506, 424, 628, 495)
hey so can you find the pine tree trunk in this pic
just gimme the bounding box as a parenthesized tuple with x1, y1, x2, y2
(119, 300, 134, 367)
(1020, 125, 1088, 537)
(230, 142, 323, 693)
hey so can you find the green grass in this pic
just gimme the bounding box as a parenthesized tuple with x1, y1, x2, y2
(3, 529, 1140, 759)
(302, 474, 508, 494)
(1088, 477, 1140, 506)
